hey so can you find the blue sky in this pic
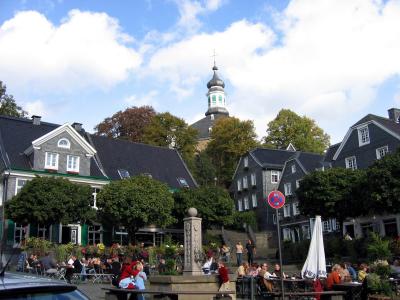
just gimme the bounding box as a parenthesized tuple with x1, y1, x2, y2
(0, 0, 399, 144)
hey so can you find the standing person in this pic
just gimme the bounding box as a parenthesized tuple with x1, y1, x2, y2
(221, 245, 230, 263)
(245, 240, 256, 265)
(235, 242, 244, 267)
(217, 260, 231, 297)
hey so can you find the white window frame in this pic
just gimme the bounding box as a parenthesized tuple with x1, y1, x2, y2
(251, 173, 256, 186)
(376, 146, 389, 160)
(358, 126, 370, 146)
(345, 156, 357, 170)
(251, 193, 257, 207)
(88, 225, 103, 245)
(15, 178, 28, 195)
(14, 223, 25, 247)
(238, 199, 243, 212)
(66, 155, 80, 173)
(271, 170, 280, 184)
(57, 138, 70, 149)
(284, 183, 292, 196)
(283, 204, 291, 217)
(243, 176, 248, 189)
(291, 164, 296, 173)
(45, 152, 59, 170)
(323, 221, 331, 232)
(293, 202, 300, 216)
(296, 179, 301, 189)
(244, 157, 249, 168)
(283, 228, 291, 240)
(302, 225, 310, 239)
(237, 179, 242, 191)
(244, 196, 249, 210)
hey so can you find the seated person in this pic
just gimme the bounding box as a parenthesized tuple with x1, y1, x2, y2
(391, 259, 400, 278)
(358, 263, 368, 282)
(258, 263, 274, 292)
(339, 263, 352, 282)
(202, 256, 214, 274)
(326, 264, 341, 290)
(236, 262, 249, 277)
(272, 263, 286, 278)
(344, 262, 357, 281)
(65, 255, 82, 284)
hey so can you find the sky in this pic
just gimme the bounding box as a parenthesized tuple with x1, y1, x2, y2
(0, 0, 400, 144)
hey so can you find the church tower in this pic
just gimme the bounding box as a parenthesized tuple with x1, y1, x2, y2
(205, 63, 229, 117)
(190, 62, 230, 151)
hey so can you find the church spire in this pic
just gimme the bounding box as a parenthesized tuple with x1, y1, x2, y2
(205, 58, 229, 117)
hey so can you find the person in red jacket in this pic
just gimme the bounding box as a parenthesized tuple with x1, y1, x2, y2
(326, 264, 341, 290)
(118, 258, 140, 289)
(218, 260, 231, 297)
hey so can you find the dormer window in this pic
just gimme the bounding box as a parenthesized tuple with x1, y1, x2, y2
(57, 138, 70, 149)
(45, 152, 58, 170)
(67, 155, 80, 173)
(177, 177, 189, 188)
(291, 165, 296, 173)
(118, 169, 130, 179)
(358, 126, 370, 146)
(244, 157, 249, 168)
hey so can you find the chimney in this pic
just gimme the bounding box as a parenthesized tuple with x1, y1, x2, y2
(72, 122, 82, 131)
(388, 108, 400, 123)
(32, 115, 41, 125)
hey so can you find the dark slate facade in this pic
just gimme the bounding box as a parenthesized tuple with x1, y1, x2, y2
(230, 147, 296, 233)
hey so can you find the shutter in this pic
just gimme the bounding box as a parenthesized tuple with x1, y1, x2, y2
(81, 224, 88, 246)
(29, 223, 38, 237)
(51, 224, 60, 243)
(102, 225, 112, 246)
(7, 220, 15, 246)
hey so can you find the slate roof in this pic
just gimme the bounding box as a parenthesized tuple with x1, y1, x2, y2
(352, 113, 400, 136)
(324, 143, 340, 163)
(190, 113, 227, 140)
(0, 115, 196, 188)
(294, 152, 325, 173)
(89, 135, 196, 188)
(249, 148, 297, 169)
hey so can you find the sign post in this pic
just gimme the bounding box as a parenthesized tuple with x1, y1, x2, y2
(267, 190, 286, 299)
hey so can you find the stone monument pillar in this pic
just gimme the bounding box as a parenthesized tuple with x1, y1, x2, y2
(183, 207, 203, 276)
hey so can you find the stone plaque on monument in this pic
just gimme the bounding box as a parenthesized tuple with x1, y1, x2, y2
(183, 207, 203, 276)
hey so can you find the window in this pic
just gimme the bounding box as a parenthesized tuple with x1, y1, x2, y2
(37, 225, 50, 240)
(218, 95, 223, 104)
(283, 228, 291, 240)
(237, 179, 242, 191)
(251, 173, 256, 186)
(293, 202, 300, 215)
(271, 171, 280, 183)
(57, 138, 70, 149)
(88, 225, 102, 245)
(118, 169, 130, 179)
(323, 221, 331, 232)
(291, 165, 296, 173)
(177, 177, 189, 188)
(45, 152, 58, 170)
(345, 156, 357, 170)
(15, 178, 28, 195)
(302, 225, 310, 239)
(251, 194, 257, 207)
(376, 146, 389, 159)
(283, 204, 291, 217)
(243, 176, 248, 189)
(212, 95, 216, 104)
(238, 199, 243, 212)
(296, 180, 301, 189)
(67, 155, 80, 173)
(14, 223, 25, 247)
(358, 126, 370, 146)
(243, 157, 249, 168)
(284, 183, 292, 196)
(244, 196, 249, 210)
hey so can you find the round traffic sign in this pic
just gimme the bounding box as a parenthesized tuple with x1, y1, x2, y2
(267, 191, 286, 209)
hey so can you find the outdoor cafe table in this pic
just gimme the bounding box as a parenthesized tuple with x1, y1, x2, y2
(332, 282, 363, 300)
(268, 277, 312, 293)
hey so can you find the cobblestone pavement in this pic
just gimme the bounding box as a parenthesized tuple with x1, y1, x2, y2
(77, 282, 110, 300)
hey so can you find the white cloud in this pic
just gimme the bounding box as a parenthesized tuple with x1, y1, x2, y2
(0, 10, 141, 92)
(24, 100, 48, 117)
(124, 90, 159, 108)
(147, 0, 400, 142)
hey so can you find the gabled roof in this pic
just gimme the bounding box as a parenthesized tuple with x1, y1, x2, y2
(89, 135, 197, 189)
(295, 152, 325, 173)
(249, 148, 298, 169)
(333, 113, 400, 160)
(324, 143, 340, 162)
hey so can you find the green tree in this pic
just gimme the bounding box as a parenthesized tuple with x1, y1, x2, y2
(142, 112, 198, 162)
(173, 186, 235, 229)
(5, 176, 94, 226)
(264, 109, 330, 154)
(296, 168, 366, 223)
(0, 81, 27, 117)
(191, 151, 217, 186)
(206, 117, 258, 187)
(94, 106, 156, 143)
(364, 149, 400, 215)
(97, 175, 175, 238)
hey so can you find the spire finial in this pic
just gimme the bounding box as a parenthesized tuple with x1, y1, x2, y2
(211, 49, 218, 70)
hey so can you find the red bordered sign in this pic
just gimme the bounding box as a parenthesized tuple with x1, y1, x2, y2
(267, 191, 286, 209)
